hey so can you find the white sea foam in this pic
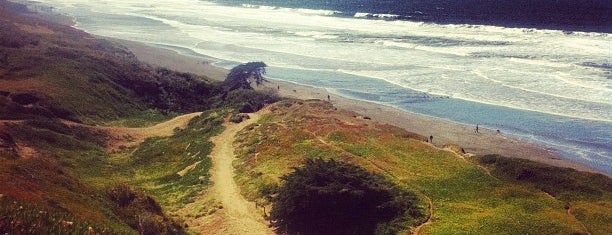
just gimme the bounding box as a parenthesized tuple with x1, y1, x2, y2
(241, 3, 341, 16)
(354, 12, 401, 19)
(293, 31, 339, 40)
(241, 4, 278, 10)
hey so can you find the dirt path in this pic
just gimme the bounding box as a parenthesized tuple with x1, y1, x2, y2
(207, 111, 274, 235)
(0, 112, 202, 156)
(411, 196, 434, 235)
(103, 112, 202, 150)
(64, 112, 202, 152)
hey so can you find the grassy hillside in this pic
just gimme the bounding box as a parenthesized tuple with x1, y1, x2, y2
(0, 1, 276, 233)
(475, 154, 611, 235)
(1, 109, 230, 234)
(1, 4, 153, 124)
(1, 1, 609, 234)
(233, 99, 610, 234)
(0, 0, 243, 126)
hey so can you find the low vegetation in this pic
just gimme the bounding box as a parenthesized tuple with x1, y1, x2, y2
(123, 110, 227, 211)
(0, 104, 232, 234)
(0, 1, 277, 234)
(234, 99, 610, 234)
(106, 184, 182, 234)
(0, 196, 133, 234)
(1, 1, 609, 234)
(476, 154, 612, 235)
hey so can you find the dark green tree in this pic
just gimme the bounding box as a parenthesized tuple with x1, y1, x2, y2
(223, 61, 267, 91)
(269, 158, 424, 235)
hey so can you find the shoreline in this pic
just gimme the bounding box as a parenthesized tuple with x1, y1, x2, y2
(118, 39, 604, 175)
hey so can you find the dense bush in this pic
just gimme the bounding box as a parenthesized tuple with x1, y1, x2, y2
(224, 88, 280, 113)
(270, 158, 424, 235)
(229, 113, 250, 123)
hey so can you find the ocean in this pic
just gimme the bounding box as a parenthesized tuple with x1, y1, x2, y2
(26, 0, 611, 174)
(214, 0, 612, 33)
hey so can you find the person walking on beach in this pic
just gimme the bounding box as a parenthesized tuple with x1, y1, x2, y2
(429, 135, 433, 143)
(475, 124, 479, 133)
(327, 94, 331, 101)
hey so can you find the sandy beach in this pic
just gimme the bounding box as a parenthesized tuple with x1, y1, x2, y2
(118, 39, 601, 175)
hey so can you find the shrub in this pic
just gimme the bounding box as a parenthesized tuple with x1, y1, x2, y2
(270, 158, 424, 235)
(106, 184, 183, 235)
(224, 88, 280, 113)
(107, 184, 138, 208)
(229, 113, 250, 123)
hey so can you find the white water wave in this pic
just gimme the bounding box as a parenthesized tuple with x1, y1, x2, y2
(354, 12, 401, 20)
(293, 31, 339, 40)
(241, 4, 342, 16)
(337, 68, 611, 122)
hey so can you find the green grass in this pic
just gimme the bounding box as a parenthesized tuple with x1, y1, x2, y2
(103, 109, 176, 128)
(2, 108, 229, 233)
(105, 109, 227, 211)
(1, 2, 223, 125)
(232, 100, 603, 235)
(476, 154, 610, 201)
(0, 2, 277, 233)
(0, 196, 135, 234)
(2, 2, 609, 233)
(6, 120, 109, 179)
(474, 154, 612, 234)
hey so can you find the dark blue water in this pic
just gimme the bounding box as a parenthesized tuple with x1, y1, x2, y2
(213, 0, 612, 33)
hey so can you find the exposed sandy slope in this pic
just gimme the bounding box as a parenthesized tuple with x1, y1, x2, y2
(63, 112, 202, 152)
(0, 112, 201, 157)
(205, 111, 274, 235)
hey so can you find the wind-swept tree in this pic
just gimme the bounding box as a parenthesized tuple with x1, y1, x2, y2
(223, 61, 267, 90)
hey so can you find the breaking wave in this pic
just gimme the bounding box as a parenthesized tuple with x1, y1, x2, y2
(241, 4, 342, 16)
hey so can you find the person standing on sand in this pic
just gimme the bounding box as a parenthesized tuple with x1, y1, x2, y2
(327, 94, 330, 101)
(429, 135, 433, 143)
(475, 124, 479, 133)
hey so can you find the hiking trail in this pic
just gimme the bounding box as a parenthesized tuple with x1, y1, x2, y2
(207, 111, 273, 235)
